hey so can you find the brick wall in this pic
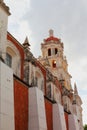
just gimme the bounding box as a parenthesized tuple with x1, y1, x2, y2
(14, 79, 28, 130)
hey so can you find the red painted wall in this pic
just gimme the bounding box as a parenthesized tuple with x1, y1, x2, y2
(65, 112, 69, 130)
(14, 79, 28, 130)
(45, 98, 53, 130)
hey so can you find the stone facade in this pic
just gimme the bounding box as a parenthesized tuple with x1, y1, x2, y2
(0, 1, 83, 130)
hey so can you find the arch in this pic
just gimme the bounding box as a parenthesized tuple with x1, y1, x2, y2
(35, 68, 44, 93)
(6, 40, 21, 77)
(7, 33, 24, 79)
(54, 86, 61, 103)
(48, 48, 51, 56)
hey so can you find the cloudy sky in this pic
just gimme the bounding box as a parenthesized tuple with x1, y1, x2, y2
(4, 0, 87, 125)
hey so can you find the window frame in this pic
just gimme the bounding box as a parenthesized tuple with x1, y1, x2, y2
(6, 53, 12, 67)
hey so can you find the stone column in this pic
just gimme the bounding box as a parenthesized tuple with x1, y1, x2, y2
(0, 61, 15, 130)
(0, 1, 10, 60)
(68, 114, 79, 130)
(53, 103, 67, 130)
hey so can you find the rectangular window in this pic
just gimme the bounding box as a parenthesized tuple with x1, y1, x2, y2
(6, 53, 12, 67)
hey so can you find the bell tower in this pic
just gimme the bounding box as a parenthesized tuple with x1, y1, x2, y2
(39, 29, 72, 90)
(0, 0, 11, 60)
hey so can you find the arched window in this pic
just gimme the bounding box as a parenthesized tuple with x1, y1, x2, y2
(6, 53, 12, 67)
(6, 45, 21, 77)
(52, 60, 56, 68)
(55, 48, 58, 55)
(48, 48, 51, 56)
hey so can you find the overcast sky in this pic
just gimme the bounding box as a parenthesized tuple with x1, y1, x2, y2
(4, 0, 87, 125)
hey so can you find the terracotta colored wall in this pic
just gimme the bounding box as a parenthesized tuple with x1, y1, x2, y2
(14, 79, 28, 130)
(65, 112, 69, 130)
(45, 98, 53, 130)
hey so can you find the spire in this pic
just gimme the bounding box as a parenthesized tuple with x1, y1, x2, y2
(74, 82, 78, 95)
(72, 83, 77, 104)
(23, 36, 30, 49)
(24, 37, 30, 46)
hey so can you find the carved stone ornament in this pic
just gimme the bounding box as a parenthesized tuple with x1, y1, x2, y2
(62, 86, 70, 96)
(46, 69, 55, 83)
(24, 50, 36, 66)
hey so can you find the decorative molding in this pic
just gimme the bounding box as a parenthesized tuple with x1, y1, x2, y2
(0, 0, 11, 15)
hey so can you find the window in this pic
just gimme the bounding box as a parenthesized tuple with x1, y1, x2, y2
(52, 60, 56, 68)
(6, 53, 12, 67)
(55, 48, 58, 55)
(48, 48, 51, 56)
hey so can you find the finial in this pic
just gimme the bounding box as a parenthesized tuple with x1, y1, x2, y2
(74, 82, 78, 95)
(49, 29, 54, 37)
(23, 36, 30, 48)
(24, 37, 29, 44)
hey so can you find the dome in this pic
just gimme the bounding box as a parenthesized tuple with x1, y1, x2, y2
(45, 29, 59, 42)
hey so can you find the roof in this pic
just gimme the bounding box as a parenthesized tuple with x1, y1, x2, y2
(45, 29, 59, 42)
(45, 36, 59, 42)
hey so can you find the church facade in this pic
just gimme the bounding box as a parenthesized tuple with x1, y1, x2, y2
(0, 1, 83, 130)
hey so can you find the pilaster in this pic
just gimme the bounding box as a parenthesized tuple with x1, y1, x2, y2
(0, 61, 14, 130)
(53, 103, 67, 130)
(28, 87, 47, 130)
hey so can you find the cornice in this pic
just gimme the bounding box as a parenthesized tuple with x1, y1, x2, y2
(0, 0, 11, 15)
